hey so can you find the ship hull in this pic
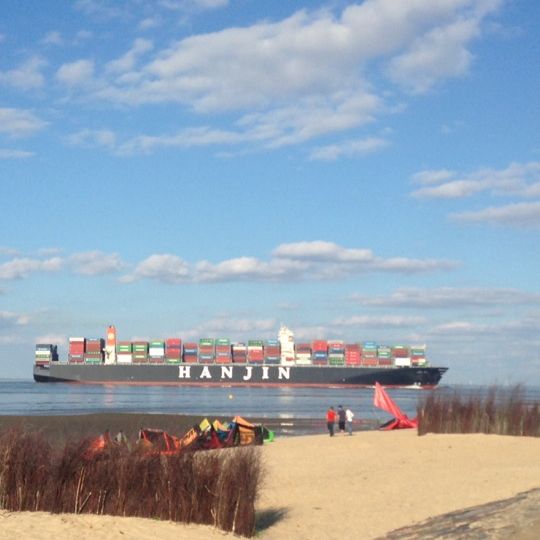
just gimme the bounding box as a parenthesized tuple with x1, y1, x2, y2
(33, 363, 447, 388)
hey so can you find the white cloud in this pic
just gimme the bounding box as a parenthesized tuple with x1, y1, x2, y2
(0, 335, 26, 345)
(179, 316, 275, 340)
(412, 168, 456, 185)
(0, 257, 63, 280)
(0, 311, 30, 328)
(387, 17, 478, 93)
(105, 38, 153, 74)
(0, 108, 47, 138)
(310, 137, 389, 161)
(159, 0, 229, 10)
(37, 247, 63, 257)
(43, 31, 63, 45)
(273, 241, 373, 263)
(139, 17, 161, 30)
(451, 201, 540, 227)
(121, 241, 457, 284)
(332, 314, 426, 327)
(116, 127, 245, 155)
(0, 247, 21, 257)
(411, 162, 540, 199)
(121, 254, 190, 283)
(74, 0, 122, 19)
(75, 30, 93, 42)
(0, 56, 46, 90)
(56, 59, 95, 87)
(60, 1, 500, 151)
(69, 251, 125, 275)
(35, 334, 66, 346)
(428, 314, 540, 339)
(66, 129, 117, 150)
(352, 287, 540, 308)
(194, 257, 307, 283)
(0, 148, 34, 159)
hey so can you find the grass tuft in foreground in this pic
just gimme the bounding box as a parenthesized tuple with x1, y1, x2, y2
(418, 385, 540, 437)
(0, 429, 262, 537)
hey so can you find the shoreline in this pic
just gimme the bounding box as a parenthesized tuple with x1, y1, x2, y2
(0, 412, 379, 444)
(1, 418, 539, 538)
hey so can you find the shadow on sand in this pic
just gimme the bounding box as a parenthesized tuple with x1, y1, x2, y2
(256, 507, 289, 532)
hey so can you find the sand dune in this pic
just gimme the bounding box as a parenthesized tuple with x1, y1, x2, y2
(2, 430, 540, 539)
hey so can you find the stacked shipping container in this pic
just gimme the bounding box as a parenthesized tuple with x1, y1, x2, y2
(410, 345, 426, 366)
(68, 337, 85, 364)
(84, 338, 104, 364)
(46, 329, 430, 369)
(132, 341, 149, 364)
(232, 343, 247, 363)
(215, 338, 232, 364)
(328, 340, 345, 366)
(312, 340, 328, 365)
(117, 341, 132, 364)
(264, 339, 280, 365)
(165, 338, 182, 364)
(199, 339, 215, 364)
(35, 344, 58, 366)
(345, 344, 361, 366)
(149, 341, 165, 364)
(377, 345, 393, 366)
(295, 343, 312, 365)
(183, 342, 198, 363)
(361, 341, 378, 366)
(247, 340, 264, 364)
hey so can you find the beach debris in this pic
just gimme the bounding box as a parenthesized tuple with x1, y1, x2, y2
(373, 382, 418, 430)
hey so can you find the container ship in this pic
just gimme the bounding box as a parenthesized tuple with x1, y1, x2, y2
(33, 325, 447, 388)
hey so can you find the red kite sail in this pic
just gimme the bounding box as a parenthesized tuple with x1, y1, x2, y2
(373, 382, 418, 430)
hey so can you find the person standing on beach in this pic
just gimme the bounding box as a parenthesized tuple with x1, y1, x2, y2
(326, 406, 337, 436)
(337, 405, 346, 434)
(345, 407, 354, 435)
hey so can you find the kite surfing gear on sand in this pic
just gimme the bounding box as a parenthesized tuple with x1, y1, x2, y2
(373, 382, 418, 430)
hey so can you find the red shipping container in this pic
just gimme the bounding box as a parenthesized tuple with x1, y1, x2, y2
(361, 358, 378, 366)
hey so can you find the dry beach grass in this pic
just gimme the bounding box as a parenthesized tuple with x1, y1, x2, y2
(2, 427, 540, 539)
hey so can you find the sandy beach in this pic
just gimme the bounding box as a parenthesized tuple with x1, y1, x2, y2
(2, 429, 540, 539)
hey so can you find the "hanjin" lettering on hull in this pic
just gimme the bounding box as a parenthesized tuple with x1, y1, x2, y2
(178, 365, 291, 381)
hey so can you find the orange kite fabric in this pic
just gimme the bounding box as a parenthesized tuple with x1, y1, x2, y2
(373, 382, 418, 430)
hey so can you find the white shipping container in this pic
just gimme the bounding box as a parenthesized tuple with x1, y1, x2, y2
(295, 358, 313, 365)
(69, 337, 85, 342)
(394, 357, 411, 367)
(149, 347, 165, 356)
(117, 354, 133, 364)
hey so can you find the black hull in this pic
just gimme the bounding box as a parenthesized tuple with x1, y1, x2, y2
(34, 363, 447, 388)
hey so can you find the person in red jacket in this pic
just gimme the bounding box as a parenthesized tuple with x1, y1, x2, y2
(326, 406, 337, 437)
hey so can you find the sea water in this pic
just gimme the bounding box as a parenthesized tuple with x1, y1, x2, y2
(1, 380, 539, 421)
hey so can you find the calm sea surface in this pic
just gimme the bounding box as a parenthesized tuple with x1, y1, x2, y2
(1, 380, 539, 421)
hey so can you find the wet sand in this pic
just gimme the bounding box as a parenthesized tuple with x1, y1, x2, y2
(1, 417, 539, 539)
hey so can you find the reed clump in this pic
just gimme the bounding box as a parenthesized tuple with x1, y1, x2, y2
(0, 429, 262, 537)
(418, 385, 540, 437)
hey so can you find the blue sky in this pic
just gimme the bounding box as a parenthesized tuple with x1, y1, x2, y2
(1, 0, 539, 384)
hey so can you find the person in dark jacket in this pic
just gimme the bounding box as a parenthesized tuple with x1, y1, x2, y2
(337, 405, 346, 434)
